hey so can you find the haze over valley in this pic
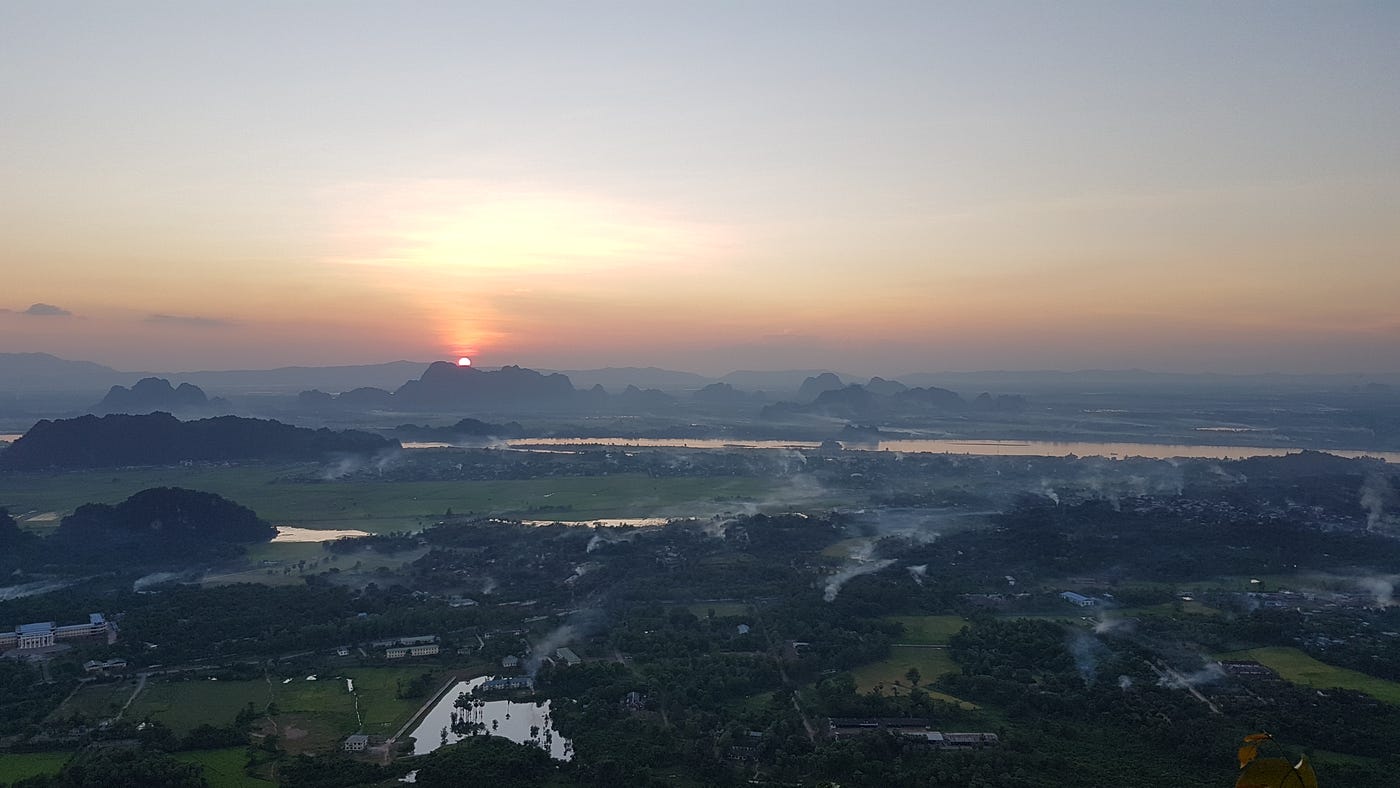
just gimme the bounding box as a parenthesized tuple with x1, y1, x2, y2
(2, 3, 1398, 787)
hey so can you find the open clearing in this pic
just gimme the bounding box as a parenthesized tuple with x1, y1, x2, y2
(0, 466, 779, 534)
(850, 646, 975, 708)
(884, 615, 968, 644)
(0, 751, 71, 783)
(1217, 646, 1400, 706)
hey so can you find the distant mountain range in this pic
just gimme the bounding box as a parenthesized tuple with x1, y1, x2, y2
(3, 352, 1397, 401)
(0, 353, 433, 393)
(94, 377, 231, 414)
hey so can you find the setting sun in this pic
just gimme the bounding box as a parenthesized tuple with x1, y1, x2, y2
(457, 357, 471, 367)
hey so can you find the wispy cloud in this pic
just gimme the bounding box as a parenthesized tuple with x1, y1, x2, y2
(146, 313, 235, 328)
(22, 303, 73, 317)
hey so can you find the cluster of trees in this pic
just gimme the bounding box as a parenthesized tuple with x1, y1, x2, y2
(7, 748, 207, 788)
(0, 660, 75, 737)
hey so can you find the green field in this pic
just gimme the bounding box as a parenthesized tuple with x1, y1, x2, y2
(0, 751, 72, 783)
(1217, 647, 1400, 706)
(850, 646, 974, 708)
(0, 466, 779, 535)
(172, 748, 274, 788)
(269, 676, 359, 755)
(344, 667, 440, 738)
(48, 678, 141, 724)
(885, 615, 968, 645)
(127, 679, 272, 734)
(122, 668, 437, 755)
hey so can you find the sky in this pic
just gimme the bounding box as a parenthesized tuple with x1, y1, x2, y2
(2, 1, 1398, 376)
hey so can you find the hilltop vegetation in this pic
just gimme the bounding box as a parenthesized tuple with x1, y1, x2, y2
(1, 487, 273, 570)
(0, 413, 395, 470)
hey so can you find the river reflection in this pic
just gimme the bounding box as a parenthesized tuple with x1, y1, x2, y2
(494, 437, 1400, 463)
(407, 676, 571, 760)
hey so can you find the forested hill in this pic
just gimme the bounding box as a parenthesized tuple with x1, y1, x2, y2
(2, 487, 275, 569)
(58, 487, 275, 556)
(0, 412, 396, 470)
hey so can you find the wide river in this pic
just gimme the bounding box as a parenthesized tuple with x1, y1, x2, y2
(488, 437, 1400, 463)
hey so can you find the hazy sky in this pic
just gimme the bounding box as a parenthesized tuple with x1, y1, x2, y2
(2, 1, 1397, 375)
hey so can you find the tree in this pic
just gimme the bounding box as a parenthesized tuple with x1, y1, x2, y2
(31, 748, 207, 788)
(413, 737, 554, 787)
(905, 667, 921, 687)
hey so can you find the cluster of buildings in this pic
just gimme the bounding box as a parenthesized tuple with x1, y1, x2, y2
(370, 634, 440, 660)
(1, 613, 112, 655)
(477, 676, 534, 693)
(826, 718, 1000, 749)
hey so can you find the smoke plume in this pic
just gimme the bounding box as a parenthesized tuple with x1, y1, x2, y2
(823, 540, 895, 601)
(1360, 474, 1393, 532)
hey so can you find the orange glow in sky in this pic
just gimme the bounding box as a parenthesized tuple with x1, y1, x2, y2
(1, 4, 1398, 374)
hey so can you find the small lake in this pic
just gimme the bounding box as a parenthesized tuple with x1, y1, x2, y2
(272, 526, 372, 543)
(407, 676, 571, 760)
(495, 437, 1400, 463)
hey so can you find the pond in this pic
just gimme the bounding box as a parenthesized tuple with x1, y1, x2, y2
(407, 676, 572, 760)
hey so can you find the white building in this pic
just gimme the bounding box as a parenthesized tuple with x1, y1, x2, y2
(2, 614, 111, 652)
(386, 643, 440, 659)
(15, 622, 55, 649)
(1059, 591, 1097, 607)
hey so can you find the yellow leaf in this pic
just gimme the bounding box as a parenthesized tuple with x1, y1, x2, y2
(1244, 733, 1273, 743)
(1237, 744, 1259, 768)
(1236, 757, 1314, 788)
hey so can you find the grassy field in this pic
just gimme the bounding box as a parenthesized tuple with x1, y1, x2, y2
(0, 751, 72, 783)
(0, 466, 779, 534)
(820, 538, 869, 559)
(884, 615, 968, 645)
(850, 646, 974, 708)
(344, 667, 438, 738)
(172, 748, 274, 788)
(270, 676, 359, 755)
(1217, 646, 1400, 706)
(127, 679, 272, 734)
(48, 678, 141, 724)
(123, 668, 436, 755)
